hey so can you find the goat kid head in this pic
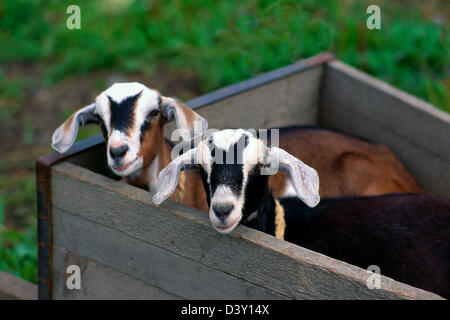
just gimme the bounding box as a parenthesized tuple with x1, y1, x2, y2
(153, 129, 320, 234)
(52, 82, 208, 177)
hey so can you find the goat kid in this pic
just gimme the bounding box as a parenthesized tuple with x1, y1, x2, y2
(153, 129, 449, 298)
(52, 82, 209, 210)
(271, 126, 423, 198)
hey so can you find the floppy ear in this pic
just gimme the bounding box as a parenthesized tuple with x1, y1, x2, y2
(152, 148, 197, 205)
(52, 103, 98, 153)
(161, 96, 208, 140)
(267, 146, 320, 207)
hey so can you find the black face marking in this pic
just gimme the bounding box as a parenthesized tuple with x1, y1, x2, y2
(199, 167, 211, 207)
(208, 135, 249, 199)
(139, 112, 152, 143)
(242, 169, 269, 220)
(157, 95, 162, 108)
(108, 91, 142, 133)
(93, 114, 108, 139)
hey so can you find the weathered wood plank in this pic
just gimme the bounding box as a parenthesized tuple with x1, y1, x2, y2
(52, 246, 183, 300)
(0, 271, 37, 300)
(52, 208, 288, 300)
(165, 66, 322, 138)
(320, 61, 450, 197)
(51, 162, 442, 299)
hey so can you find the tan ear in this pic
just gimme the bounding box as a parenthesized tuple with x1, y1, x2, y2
(267, 146, 320, 208)
(52, 103, 98, 153)
(161, 96, 208, 140)
(152, 148, 197, 205)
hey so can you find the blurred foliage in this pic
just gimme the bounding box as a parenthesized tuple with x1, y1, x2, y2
(0, 185, 37, 283)
(0, 0, 448, 283)
(0, 0, 448, 110)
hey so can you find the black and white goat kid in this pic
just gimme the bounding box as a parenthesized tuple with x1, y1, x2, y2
(152, 129, 450, 298)
(152, 128, 320, 233)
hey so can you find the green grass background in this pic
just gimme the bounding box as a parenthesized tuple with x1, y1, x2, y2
(0, 0, 448, 283)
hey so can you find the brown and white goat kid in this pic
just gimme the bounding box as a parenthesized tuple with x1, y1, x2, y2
(52, 82, 209, 210)
(152, 129, 449, 298)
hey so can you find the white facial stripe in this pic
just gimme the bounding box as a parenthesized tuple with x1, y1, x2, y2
(211, 185, 239, 204)
(209, 185, 244, 233)
(109, 130, 126, 147)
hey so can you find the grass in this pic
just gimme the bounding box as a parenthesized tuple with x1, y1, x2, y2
(0, 0, 448, 283)
(1, 0, 449, 111)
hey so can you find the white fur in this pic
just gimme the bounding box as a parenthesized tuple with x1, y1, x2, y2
(152, 148, 196, 205)
(147, 155, 159, 193)
(208, 129, 248, 152)
(267, 146, 320, 207)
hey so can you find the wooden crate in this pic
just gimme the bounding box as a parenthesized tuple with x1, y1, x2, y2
(36, 53, 449, 300)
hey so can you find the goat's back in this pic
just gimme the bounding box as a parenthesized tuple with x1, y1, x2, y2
(280, 194, 450, 298)
(268, 126, 423, 198)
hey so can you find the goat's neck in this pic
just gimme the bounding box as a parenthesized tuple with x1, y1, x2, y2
(254, 184, 277, 236)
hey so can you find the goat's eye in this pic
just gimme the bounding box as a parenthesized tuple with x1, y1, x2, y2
(149, 109, 160, 117)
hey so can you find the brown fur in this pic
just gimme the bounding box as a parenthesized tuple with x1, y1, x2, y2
(269, 128, 423, 198)
(123, 113, 208, 211)
(181, 170, 209, 211)
(63, 113, 76, 133)
(274, 198, 286, 240)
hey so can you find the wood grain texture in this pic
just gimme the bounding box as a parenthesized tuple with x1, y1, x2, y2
(320, 61, 450, 197)
(52, 208, 287, 300)
(52, 246, 183, 300)
(165, 66, 322, 138)
(0, 271, 37, 300)
(50, 162, 442, 300)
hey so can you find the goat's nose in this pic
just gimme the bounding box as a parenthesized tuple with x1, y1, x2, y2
(110, 145, 128, 159)
(213, 203, 234, 220)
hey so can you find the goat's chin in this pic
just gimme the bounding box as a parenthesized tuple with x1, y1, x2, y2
(109, 157, 143, 177)
(210, 213, 242, 234)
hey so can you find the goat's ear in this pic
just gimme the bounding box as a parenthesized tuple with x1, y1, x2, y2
(52, 103, 98, 153)
(161, 96, 208, 140)
(267, 146, 320, 207)
(152, 148, 197, 205)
